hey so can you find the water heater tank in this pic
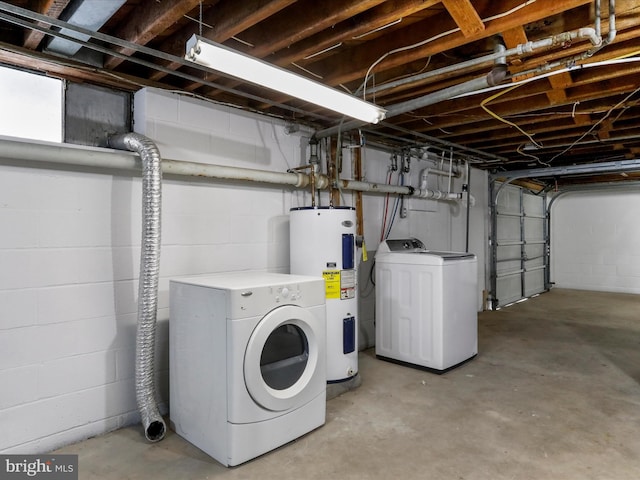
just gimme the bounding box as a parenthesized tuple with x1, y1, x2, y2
(290, 206, 358, 383)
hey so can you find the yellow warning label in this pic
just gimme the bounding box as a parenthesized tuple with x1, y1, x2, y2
(322, 270, 341, 299)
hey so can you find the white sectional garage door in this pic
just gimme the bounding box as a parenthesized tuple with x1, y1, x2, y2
(491, 183, 549, 309)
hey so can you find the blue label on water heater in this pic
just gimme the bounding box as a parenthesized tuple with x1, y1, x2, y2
(343, 316, 356, 354)
(342, 234, 354, 269)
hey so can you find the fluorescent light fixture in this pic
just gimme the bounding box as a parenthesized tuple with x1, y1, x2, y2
(185, 35, 386, 124)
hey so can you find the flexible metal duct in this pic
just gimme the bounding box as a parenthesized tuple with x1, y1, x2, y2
(108, 133, 166, 443)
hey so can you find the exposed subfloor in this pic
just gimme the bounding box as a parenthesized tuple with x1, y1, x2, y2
(54, 288, 640, 479)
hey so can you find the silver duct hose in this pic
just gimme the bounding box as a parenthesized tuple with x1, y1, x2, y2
(108, 133, 166, 443)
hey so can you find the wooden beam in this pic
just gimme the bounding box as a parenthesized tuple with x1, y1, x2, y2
(317, 0, 593, 87)
(148, 0, 297, 82)
(0, 41, 143, 91)
(251, 0, 441, 110)
(193, 0, 387, 95)
(546, 71, 573, 104)
(548, 71, 573, 89)
(573, 112, 592, 126)
(441, 0, 484, 38)
(501, 26, 528, 67)
(501, 26, 528, 48)
(23, 0, 72, 50)
(105, 0, 203, 70)
(598, 119, 613, 139)
(271, 0, 441, 68)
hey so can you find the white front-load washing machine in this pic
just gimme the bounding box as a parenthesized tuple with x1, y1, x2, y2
(169, 272, 326, 467)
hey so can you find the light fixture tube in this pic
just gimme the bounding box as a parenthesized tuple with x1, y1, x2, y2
(185, 35, 386, 124)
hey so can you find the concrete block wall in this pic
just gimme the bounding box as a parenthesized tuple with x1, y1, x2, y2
(0, 88, 309, 454)
(0, 86, 488, 453)
(356, 149, 488, 313)
(0, 166, 151, 454)
(551, 190, 640, 293)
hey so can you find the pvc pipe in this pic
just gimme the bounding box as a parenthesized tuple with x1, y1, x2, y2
(336, 178, 412, 195)
(415, 189, 462, 201)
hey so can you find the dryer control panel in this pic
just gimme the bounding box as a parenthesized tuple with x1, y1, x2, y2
(275, 285, 301, 302)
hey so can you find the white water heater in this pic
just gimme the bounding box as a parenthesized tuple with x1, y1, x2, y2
(290, 207, 358, 383)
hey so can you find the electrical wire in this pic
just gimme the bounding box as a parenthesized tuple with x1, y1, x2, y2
(480, 83, 543, 148)
(384, 171, 405, 239)
(516, 143, 549, 167)
(548, 83, 640, 163)
(379, 168, 394, 241)
(359, 0, 538, 100)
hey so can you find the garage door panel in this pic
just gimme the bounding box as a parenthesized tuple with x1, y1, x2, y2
(524, 270, 545, 297)
(492, 183, 549, 309)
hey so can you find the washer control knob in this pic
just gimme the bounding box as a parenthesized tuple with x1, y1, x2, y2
(281, 287, 290, 298)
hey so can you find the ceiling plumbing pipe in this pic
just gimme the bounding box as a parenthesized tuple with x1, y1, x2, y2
(513, 1, 615, 78)
(107, 133, 166, 443)
(315, 43, 511, 139)
(316, 24, 603, 139)
(415, 168, 460, 200)
(367, 26, 601, 97)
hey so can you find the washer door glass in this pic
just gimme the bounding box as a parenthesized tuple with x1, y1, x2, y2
(244, 305, 323, 412)
(260, 324, 309, 390)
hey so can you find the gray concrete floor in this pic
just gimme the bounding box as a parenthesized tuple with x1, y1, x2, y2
(54, 288, 640, 479)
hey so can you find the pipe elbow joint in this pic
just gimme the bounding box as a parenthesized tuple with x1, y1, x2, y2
(315, 174, 329, 190)
(577, 27, 602, 47)
(487, 64, 508, 87)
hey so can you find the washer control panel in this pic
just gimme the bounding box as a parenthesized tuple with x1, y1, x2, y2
(385, 238, 426, 252)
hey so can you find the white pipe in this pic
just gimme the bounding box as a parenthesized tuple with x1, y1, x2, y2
(0, 136, 465, 201)
(336, 178, 411, 195)
(415, 189, 462, 201)
(420, 168, 430, 191)
(163, 158, 313, 188)
(0, 136, 313, 188)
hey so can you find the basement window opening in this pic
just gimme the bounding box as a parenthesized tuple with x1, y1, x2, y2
(0, 65, 63, 143)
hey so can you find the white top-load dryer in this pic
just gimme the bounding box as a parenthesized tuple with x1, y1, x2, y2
(375, 238, 478, 373)
(169, 272, 326, 466)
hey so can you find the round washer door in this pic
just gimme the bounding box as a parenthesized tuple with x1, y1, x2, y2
(244, 304, 322, 412)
